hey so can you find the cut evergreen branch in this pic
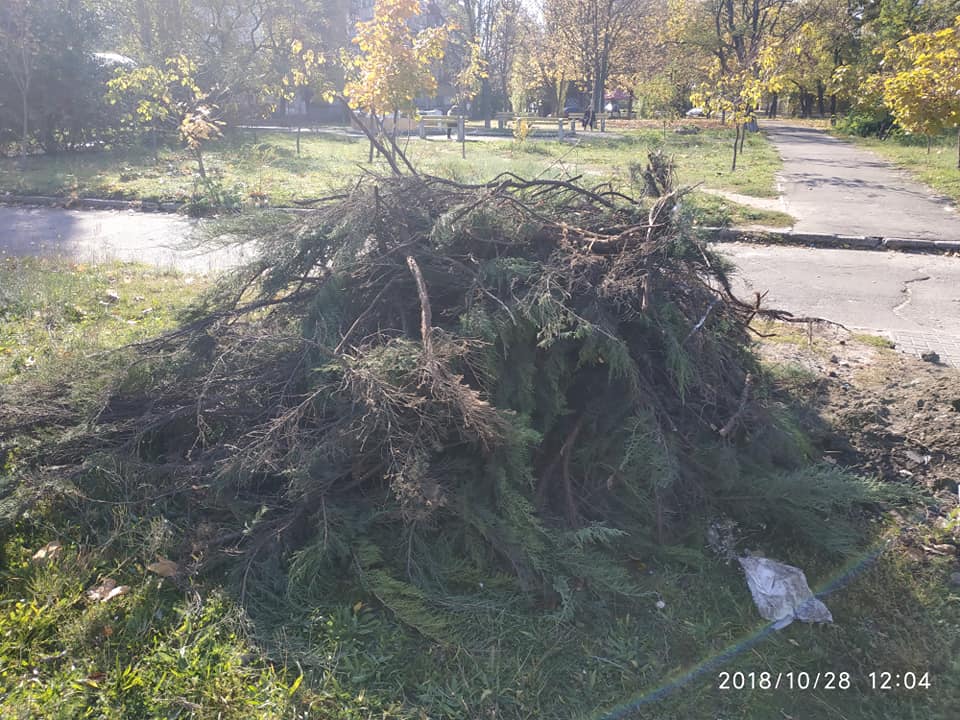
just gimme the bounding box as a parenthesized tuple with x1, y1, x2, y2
(1, 156, 882, 653)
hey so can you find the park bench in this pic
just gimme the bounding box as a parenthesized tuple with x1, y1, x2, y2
(567, 112, 585, 135)
(494, 111, 513, 129)
(513, 115, 572, 140)
(569, 112, 611, 132)
(417, 115, 466, 141)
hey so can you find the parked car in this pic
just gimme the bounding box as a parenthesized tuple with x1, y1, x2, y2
(685, 107, 705, 118)
(562, 103, 582, 117)
(420, 108, 444, 116)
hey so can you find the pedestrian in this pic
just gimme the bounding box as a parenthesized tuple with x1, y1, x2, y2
(446, 104, 460, 139)
(582, 108, 592, 131)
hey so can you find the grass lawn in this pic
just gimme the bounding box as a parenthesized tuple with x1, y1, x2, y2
(0, 257, 207, 382)
(0, 123, 789, 226)
(835, 130, 960, 204)
(0, 262, 301, 717)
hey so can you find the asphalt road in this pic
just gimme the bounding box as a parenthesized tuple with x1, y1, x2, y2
(721, 242, 960, 366)
(764, 123, 960, 240)
(0, 205, 246, 273)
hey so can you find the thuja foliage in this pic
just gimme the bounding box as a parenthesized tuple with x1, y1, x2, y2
(1, 162, 883, 675)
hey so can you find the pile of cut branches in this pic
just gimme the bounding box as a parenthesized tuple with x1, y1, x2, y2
(1, 157, 840, 622)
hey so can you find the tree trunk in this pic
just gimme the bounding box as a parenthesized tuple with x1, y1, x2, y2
(732, 124, 740, 171)
(21, 94, 29, 159)
(392, 109, 399, 160)
(135, 0, 152, 52)
(816, 80, 825, 117)
(767, 93, 778, 118)
(479, 76, 492, 128)
(739, 121, 746, 154)
(195, 149, 207, 181)
(296, 126, 301, 157)
(956, 126, 959, 170)
(368, 112, 375, 162)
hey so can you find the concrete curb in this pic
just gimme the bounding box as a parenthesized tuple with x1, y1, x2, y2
(1, 194, 185, 214)
(700, 227, 960, 255)
(0, 194, 319, 215)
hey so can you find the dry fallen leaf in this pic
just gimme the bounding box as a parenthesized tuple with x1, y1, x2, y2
(31, 541, 63, 562)
(86, 579, 130, 603)
(147, 559, 179, 578)
(87, 578, 115, 601)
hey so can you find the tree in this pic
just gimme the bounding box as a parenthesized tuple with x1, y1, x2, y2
(103, 0, 349, 125)
(0, 0, 111, 155)
(542, 0, 646, 116)
(283, 37, 330, 156)
(680, 0, 813, 169)
(485, 0, 521, 111)
(830, 0, 960, 133)
(881, 15, 960, 167)
(511, 8, 576, 116)
(450, 38, 487, 155)
(343, 0, 447, 160)
(507, 6, 548, 114)
(0, 0, 37, 157)
(455, 0, 492, 115)
(107, 55, 221, 175)
(774, 0, 859, 119)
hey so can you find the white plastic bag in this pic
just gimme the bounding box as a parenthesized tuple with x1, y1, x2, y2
(738, 555, 833, 629)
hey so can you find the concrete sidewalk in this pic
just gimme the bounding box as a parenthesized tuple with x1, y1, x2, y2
(763, 123, 960, 240)
(720, 242, 960, 366)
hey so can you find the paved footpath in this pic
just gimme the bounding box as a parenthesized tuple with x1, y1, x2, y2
(720, 242, 960, 366)
(0, 205, 248, 273)
(764, 123, 960, 240)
